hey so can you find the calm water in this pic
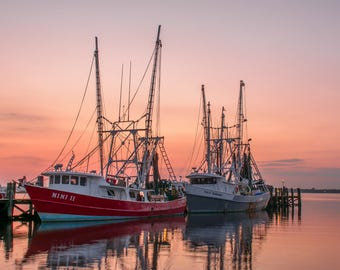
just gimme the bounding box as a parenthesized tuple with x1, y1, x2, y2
(1, 193, 340, 270)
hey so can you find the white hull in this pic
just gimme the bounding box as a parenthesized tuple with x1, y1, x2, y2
(185, 183, 270, 213)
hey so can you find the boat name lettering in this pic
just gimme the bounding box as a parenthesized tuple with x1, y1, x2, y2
(203, 190, 222, 196)
(51, 192, 76, 202)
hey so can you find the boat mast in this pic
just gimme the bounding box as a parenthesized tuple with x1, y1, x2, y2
(140, 25, 162, 186)
(94, 37, 104, 175)
(128, 61, 132, 121)
(201, 85, 211, 173)
(218, 106, 225, 173)
(145, 25, 162, 139)
(119, 64, 124, 121)
(207, 102, 212, 173)
(237, 80, 245, 172)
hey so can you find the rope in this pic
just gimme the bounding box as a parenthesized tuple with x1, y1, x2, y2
(59, 107, 97, 164)
(70, 132, 111, 170)
(121, 47, 155, 120)
(46, 55, 95, 172)
(183, 93, 203, 175)
(85, 117, 97, 171)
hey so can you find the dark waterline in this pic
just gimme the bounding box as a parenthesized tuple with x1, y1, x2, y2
(1, 193, 340, 270)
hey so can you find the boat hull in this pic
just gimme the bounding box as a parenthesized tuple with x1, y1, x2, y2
(25, 185, 186, 222)
(186, 190, 270, 213)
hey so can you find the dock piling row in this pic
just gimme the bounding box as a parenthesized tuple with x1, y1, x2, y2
(267, 187, 302, 215)
(0, 182, 37, 221)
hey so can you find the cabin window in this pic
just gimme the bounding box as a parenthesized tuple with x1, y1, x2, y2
(80, 177, 87, 186)
(70, 176, 79, 185)
(55, 175, 61, 184)
(190, 177, 217, 185)
(49, 176, 53, 184)
(107, 190, 115, 196)
(62, 175, 69, 184)
(208, 178, 217, 184)
(129, 191, 136, 198)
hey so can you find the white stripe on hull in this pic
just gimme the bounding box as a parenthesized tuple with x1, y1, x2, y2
(38, 212, 147, 222)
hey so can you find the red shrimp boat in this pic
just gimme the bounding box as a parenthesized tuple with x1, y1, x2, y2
(25, 26, 186, 222)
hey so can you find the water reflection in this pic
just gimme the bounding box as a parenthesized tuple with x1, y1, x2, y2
(5, 195, 340, 270)
(184, 212, 270, 270)
(0, 221, 12, 259)
(22, 216, 186, 269)
(9, 212, 271, 269)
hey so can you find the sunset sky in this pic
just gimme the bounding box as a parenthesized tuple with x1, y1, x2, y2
(1, 1, 339, 188)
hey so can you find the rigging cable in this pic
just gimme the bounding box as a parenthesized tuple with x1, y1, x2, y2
(59, 107, 97, 164)
(183, 93, 203, 175)
(71, 132, 111, 170)
(119, 64, 124, 121)
(85, 114, 97, 172)
(46, 55, 95, 171)
(121, 47, 155, 120)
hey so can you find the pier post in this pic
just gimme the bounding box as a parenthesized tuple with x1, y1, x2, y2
(290, 188, 294, 214)
(280, 187, 284, 208)
(4, 221, 13, 252)
(274, 188, 278, 209)
(297, 188, 302, 217)
(29, 199, 33, 217)
(6, 182, 16, 219)
(297, 188, 302, 208)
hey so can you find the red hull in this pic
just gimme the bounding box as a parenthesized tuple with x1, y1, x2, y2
(25, 185, 186, 221)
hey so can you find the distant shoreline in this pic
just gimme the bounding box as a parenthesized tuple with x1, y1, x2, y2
(300, 189, 340, 194)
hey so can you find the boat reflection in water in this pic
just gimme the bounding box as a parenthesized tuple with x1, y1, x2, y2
(183, 211, 270, 270)
(23, 216, 186, 269)
(21, 212, 269, 269)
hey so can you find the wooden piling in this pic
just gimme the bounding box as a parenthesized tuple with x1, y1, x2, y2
(297, 188, 302, 208)
(267, 186, 302, 213)
(274, 188, 278, 209)
(1, 182, 37, 221)
(290, 188, 294, 214)
(6, 182, 16, 218)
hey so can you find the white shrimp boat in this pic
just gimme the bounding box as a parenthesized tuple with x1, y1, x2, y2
(185, 81, 270, 213)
